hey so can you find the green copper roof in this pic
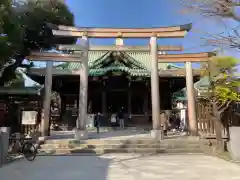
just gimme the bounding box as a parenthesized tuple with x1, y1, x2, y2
(173, 76, 211, 99)
(0, 87, 42, 95)
(55, 51, 181, 77)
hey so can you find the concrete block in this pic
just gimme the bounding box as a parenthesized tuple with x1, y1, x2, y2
(75, 130, 88, 140)
(150, 130, 164, 141)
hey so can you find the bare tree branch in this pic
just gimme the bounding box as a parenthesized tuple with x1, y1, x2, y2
(182, 0, 240, 50)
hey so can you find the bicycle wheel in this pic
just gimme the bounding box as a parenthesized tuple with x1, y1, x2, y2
(22, 142, 37, 161)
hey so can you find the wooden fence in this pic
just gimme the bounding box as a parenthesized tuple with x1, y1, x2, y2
(196, 100, 239, 139)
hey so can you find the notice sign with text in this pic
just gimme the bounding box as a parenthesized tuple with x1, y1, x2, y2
(22, 111, 37, 125)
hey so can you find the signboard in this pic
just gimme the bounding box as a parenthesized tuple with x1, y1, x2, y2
(22, 111, 37, 125)
(86, 114, 94, 128)
(0, 103, 6, 111)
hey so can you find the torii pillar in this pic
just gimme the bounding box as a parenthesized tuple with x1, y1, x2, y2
(150, 36, 162, 140)
(41, 61, 53, 138)
(185, 61, 198, 135)
(75, 36, 89, 140)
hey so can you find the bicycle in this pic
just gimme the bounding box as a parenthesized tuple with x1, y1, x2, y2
(8, 133, 37, 161)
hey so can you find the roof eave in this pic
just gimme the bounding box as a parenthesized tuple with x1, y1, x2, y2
(180, 23, 192, 32)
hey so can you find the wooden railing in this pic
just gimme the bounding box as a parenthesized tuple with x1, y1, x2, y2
(196, 100, 229, 139)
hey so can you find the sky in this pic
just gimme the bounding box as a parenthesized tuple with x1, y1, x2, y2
(25, 0, 240, 86)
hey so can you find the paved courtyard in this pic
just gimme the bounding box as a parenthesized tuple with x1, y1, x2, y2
(1, 154, 240, 180)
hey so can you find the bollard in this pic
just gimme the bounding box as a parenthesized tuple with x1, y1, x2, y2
(0, 131, 2, 165)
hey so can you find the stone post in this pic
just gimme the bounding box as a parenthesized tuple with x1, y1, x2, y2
(185, 61, 197, 135)
(0, 127, 10, 165)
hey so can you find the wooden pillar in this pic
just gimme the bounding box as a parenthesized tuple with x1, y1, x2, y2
(143, 89, 149, 120)
(102, 89, 107, 115)
(41, 61, 53, 137)
(150, 36, 161, 138)
(60, 95, 66, 121)
(128, 82, 132, 115)
(77, 37, 89, 133)
(185, 61, 197, 135)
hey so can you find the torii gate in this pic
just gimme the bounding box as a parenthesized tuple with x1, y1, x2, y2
(28, 23, 215, 140)
(28, 39, 89, 140)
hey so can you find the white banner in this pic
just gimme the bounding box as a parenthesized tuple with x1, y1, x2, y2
(22, 111, 37, 125)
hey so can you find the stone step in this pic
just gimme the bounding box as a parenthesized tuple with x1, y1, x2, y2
(38, 147, 204, 155)
(44, 138, 206, 145)
(40, 143, 202, 149)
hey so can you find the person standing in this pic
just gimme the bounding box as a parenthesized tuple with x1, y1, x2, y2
(110, 113, 117, 128)
(117, 107, 124, 129)
(179, 102, 187, 131)
(94, 112, 101, 134)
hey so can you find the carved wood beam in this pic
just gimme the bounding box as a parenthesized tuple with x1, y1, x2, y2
(52, 30, 188, 38)
(47, 23, 192, 33)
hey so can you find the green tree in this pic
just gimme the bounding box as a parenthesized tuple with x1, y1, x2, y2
(0, 0, 22, 66)
(0, 0, 76, 85)
(203, 56, 240, 148)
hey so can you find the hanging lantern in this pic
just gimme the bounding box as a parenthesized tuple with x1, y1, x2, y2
(92, 77, 99, 81)
(102, 75, 108, 80)
(136, 77, 142, 81)
(112, 71, 122, 76)
(127, 76, 131, 80)
(145, 81, 149, 87)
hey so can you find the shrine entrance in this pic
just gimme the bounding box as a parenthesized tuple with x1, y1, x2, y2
(107, 90, 128, 113)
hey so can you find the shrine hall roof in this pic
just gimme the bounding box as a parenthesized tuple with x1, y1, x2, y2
(27, 51, 206, 78)
(50, 51, 181, 77)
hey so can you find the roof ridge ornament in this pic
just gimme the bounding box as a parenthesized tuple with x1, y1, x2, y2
(115, 37, 124, 46)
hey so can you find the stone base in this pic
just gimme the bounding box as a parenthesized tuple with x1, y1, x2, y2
(150, 130, 164, 141)
(75, 130, 88, 140)
(229, 126, 240, 161)
(38, 136, 48, 142)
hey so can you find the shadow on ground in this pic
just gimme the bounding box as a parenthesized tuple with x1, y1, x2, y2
(0, 149, 112, 180)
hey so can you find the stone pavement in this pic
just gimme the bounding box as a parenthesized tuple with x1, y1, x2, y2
(1, 154, 240, 180)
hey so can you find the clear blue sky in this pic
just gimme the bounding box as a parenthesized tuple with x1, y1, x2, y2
(65, 0, 227, 50)
(25, 0, 240, 86)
